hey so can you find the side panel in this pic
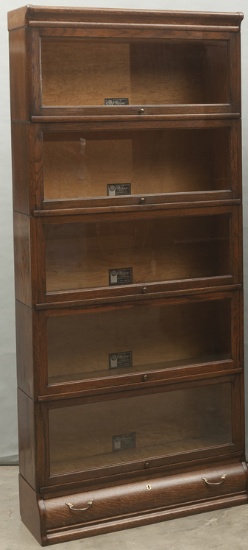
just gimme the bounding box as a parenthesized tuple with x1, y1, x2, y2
(15, 301, 34, 398)
(19, 476, 46, 545)
(11, 123, 43, 214)
(9, 28, 30, 121)
(18, 390, 36, 489)
(13, 212, 32, 306)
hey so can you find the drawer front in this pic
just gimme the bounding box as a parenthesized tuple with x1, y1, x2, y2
(45, 463, 247, 530)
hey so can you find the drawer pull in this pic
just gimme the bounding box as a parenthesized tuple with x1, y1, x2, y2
(66, 500, 94, 512)
(202, 474, 227, 486)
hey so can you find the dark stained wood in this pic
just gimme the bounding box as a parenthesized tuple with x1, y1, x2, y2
(44, 463, 247, 529)
(13, 212, 32, 306)
(32, 112, 240, 123)
(15, 301, 47, 398)
(11, 123, 29, 213)
(45, 493, 248, 545)
(19, 475, 46, 545)
(8, 6, 244, 31)
(35, 282, 242, 311)
(230, 119, 242, 199)
(18, 389, 36, 489)
(15, 301, 34, 397)
(8, 6, 244, 547)
(18, 462, 247, 545)
(8, 28, 30, 121)
(40, 198, 238, 216)
(37, 198, 240, 216)
(231, 374, 245, 451)
(29, 8, 245, 25)
(7, 6, 28, 31)
(13, 213, 43, 307)
(36, 204, 237, 223)
(11, 123, 43, 213)
(229, 33, 242, 114)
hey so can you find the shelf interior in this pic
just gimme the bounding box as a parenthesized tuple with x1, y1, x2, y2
(47, 299, 231, 384)
(41, 39, 229, 107)
(49, 382, 232, 475)
(45, 214, 231, 292)
(43, 128, 230, 201)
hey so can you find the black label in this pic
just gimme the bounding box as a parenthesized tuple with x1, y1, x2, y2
(107, 183, 131, 196)
(109, 268, 132, 286)
(104, 98, 129, 106)
(109, 351, 132, 369)
(112, 432, 136, 452)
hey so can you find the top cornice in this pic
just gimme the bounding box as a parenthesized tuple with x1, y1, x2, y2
(8, 5, 244, 31)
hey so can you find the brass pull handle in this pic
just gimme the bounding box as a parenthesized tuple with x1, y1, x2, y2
(66, 500, 94, 512)
(139, 108, 145, 114)
(202, 474, 227, 486)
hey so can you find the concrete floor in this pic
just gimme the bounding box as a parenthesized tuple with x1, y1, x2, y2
(1, 466, 248, 550)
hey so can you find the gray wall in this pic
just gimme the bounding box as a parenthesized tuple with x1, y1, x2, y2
(0, 0, 247, 463)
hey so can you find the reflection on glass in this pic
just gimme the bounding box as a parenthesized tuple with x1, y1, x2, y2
(43, 128, 230, 200)
(49, 383, 232, 475)
(45, 215, 230, 292)
(41, 40, 228, 107)
(47, 299, 231, 384)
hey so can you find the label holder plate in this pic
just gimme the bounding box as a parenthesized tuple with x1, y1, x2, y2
(109, 267, 133, 286)
(109, 351, 132, 369)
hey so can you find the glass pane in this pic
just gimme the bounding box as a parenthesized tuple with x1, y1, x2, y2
(45, 215, 230, 292)
(47, 299, 231, 384)
(49, 383, 232, 475)
(41, 40, 228, 107)
(43, 128, 230, 201)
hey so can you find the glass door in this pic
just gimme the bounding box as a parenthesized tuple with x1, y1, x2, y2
(44, 212, 231, 294)
(49, 381, 233, 478)
(42, 127, 231, 204)
(41, 39, 229, 108)
(47, 296, 232, 386)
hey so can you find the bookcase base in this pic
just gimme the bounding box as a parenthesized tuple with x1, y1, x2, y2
(19, 462, 248, 546)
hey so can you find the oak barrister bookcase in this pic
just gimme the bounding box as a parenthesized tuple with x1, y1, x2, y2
(8, 6, 246, 546)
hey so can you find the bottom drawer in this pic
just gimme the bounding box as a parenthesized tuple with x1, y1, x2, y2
(45, 463, 247, 531)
